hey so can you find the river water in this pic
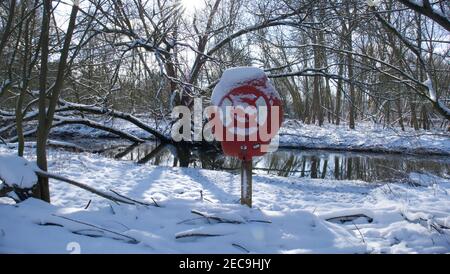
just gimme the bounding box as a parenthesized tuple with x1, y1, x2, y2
(67, 138, 449, 182)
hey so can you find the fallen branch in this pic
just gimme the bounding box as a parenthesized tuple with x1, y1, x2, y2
(401, 212, 449, 235)
(5, 117, 144, 144)
(53, 117, 145, 143)
(325, 214, 374, 224)
(34, 169, 162, 208)
(52, 214, 139, 244)
(34, 169, 134, 205)
(59, 99, 171, 142)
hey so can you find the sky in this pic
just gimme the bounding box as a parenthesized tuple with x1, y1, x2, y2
(54, 0, 206, 27)
(180, 0, 205, 13)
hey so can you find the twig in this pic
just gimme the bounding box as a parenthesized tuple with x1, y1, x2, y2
(191, 210, 243, 224)
(247, 219, 272, 224)
(39, 222, 64, 227)
(52, 214, 139, 244)
(200, 190, 214, 203)
(109, 189, 160, 207)
(151, 197, 160, 208)
(109, 204, 116, 215)
(72, 229, 106, 238)
(175, 233, 223, 239)
(0, 136, 6, 145)
(352, 221, 366, 244)
(232, 243, 250, 253)
(84, 199, 92, 210)
(176, 217, 205, 225)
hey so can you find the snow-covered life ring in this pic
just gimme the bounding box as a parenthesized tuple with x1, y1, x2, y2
(211, 67, 283, 160)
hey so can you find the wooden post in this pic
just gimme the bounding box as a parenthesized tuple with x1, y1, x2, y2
(240, 160, 252, 207)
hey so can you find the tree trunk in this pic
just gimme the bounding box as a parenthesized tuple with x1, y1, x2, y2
(34, 0, 52, 202)
(15, 2, 30, 157)
(396, 98, 405, 131)
(311, 32, 323, 126)
(335, 62, 343, 125)
(34, 1, 79, 202)
(410, 96, 419, 130)
(347, 36, 356, 129)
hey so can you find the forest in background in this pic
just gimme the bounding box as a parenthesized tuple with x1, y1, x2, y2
(0, 0, 449, 201)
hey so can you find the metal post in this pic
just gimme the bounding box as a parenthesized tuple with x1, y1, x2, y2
(240, 159, 252, 207)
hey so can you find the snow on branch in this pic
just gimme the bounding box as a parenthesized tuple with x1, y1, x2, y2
(52, 116, 145, 143)
(0, 154, 37, 189)
(372, 5, 450, 120)
(396, 0, 450, 31)
(58, 99, 171, 142)
(207, 12, 306, 57)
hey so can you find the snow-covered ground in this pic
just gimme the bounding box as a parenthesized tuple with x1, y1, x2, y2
(50, 119, 450, 155)
(1, 145, 449, 253)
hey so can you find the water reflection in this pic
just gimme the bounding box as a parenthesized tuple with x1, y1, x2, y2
(101, 141, 449, 182)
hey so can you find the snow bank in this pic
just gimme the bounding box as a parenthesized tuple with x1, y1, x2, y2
(0, 198, 365, 253)
(211, 67, 280, 105)
(0, 154, 37, 189)
(408, 172, 450, 187)
(280, 120, 450, 155)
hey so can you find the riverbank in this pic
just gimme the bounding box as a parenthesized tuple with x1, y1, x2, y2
(280, 120, 450, 156)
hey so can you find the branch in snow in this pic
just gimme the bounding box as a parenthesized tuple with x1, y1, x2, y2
(34, 169, 139, 205)
(325, 214, 374, 224)
(191, 210, 244, 224)
(52, 214, 139, 244)
(175, 232, 224, 239)
(109, 189, 160, 207)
